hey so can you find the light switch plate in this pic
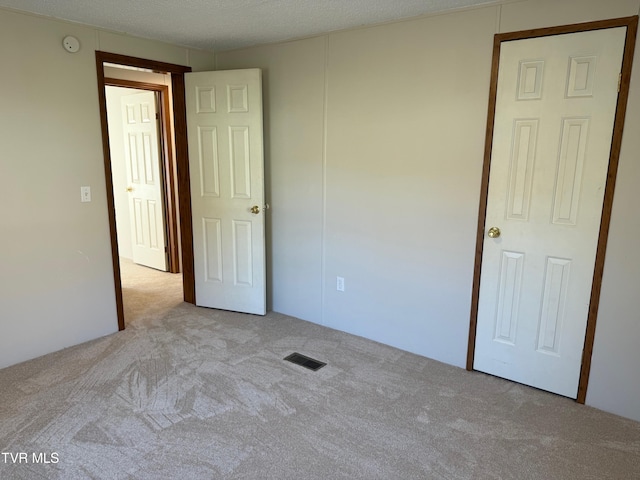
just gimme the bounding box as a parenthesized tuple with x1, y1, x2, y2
(81, 186, 91, 203)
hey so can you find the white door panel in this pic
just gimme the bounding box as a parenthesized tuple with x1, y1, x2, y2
(474, 28, 626, 397)
(122, 91, 168, 271)
(186, 69, 266, 315)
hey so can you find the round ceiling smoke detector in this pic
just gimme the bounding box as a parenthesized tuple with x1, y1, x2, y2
(62, 35, 80, 53)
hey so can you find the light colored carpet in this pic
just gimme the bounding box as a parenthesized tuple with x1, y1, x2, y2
(1, 259, 639, 479)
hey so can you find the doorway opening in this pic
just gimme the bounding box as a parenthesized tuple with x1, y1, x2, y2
(105, 76, 177, 272)
(105, 76, 181, 324)
(96, 52, 196, 330)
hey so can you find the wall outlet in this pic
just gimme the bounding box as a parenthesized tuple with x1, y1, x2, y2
(336, 276, 345, 292)
(80, 186, 91, 203)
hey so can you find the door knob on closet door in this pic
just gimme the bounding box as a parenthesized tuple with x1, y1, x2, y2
(250, 205, 260, 214)
(487, 227, 501, 238)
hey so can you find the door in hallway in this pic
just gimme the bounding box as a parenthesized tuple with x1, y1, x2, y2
(121, 91, 168, 272)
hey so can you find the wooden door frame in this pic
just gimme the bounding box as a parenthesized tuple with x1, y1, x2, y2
(466, 16, 638, 404)
(95, 51, 196, 331)
(104, 78, 179, 273)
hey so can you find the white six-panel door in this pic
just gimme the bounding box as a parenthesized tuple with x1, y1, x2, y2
(185, 69, 266, 315)
(121, 91, 168, 272)
(473, 28, 626, 398)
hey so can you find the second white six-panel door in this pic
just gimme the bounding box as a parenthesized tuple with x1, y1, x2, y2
(473, 27, 626, 398)
(122, 91, 168, 272)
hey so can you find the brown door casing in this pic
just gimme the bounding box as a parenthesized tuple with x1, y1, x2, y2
(466, 16, 638, 404)
(95, 52, 196, 330)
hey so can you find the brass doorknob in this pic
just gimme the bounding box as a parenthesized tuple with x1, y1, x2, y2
(126, 186, 133, 192)
(250, 205, 260, 214)
(487, 227, 501, 238)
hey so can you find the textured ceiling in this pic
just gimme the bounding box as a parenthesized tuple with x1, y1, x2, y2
(0, 0, 494, 51)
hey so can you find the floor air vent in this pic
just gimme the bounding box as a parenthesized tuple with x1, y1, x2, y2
(284, 352, 326, 371)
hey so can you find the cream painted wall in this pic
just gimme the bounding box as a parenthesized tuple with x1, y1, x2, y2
(0, 7, 214, 369)
(323, 7, 495, 366)
(217, 0, 640, 422)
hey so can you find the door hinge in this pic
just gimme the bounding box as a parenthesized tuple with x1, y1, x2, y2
(618, 72, 622, 93)
(156, 112, 160, 120)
